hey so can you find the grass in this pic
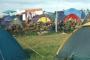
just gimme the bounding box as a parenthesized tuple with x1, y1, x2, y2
(15, 32, 71, 60)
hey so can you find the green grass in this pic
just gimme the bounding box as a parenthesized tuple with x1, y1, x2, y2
(16, 32, 71, 60)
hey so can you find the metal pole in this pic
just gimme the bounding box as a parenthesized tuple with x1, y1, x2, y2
(55, 11, 58, 32)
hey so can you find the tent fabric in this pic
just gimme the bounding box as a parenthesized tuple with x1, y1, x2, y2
(81, 10, 86, 19)
(3, 16, 13, 21)
(32, 15, 52, 23)
(45, 12, 55, 21)
(83, 22, 90, 26)
(57, 26, 90, 60)
(0, 29, 26, 60)
(37, 17, 51, 23)
(57, 11, 65, 21)
(32, 15, 40, 23)
(83, 13, 90, 24)
(64, 14, 81, 23)
(64, 8, 81, 18)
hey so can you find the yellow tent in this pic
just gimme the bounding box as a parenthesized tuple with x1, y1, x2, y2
(37, 17, 51, 23)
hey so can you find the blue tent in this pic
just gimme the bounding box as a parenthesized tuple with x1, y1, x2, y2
(81, 10, 86, 19)
(57, 11, 65, 21)
(0, 29, 26, 60)
(64, 8, 81, 18)
(3, 15, 14, 21)
(57, 26, 90, 60)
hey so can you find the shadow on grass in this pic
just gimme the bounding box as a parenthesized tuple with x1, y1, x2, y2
(24, 48, 44, 60)
(24, 48, 34, 60)
(24, 48, 59, 60)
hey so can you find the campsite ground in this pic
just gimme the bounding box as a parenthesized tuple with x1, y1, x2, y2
(16, 32, 71, 60)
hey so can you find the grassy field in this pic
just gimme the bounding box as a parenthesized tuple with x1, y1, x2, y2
(16, 32, 71, 60)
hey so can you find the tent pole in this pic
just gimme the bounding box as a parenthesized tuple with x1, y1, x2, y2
(55, 11, 58, 32)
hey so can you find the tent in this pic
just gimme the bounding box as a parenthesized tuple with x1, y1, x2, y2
(0, 29, 26, 60)
(44, 12, 55, 21)
(83, 22, 90, 26)
(64, 14, 81, 23)
(37, 17, 51, 23)
(0, 15, 13, 27)
(32, 15, 51, 23)
(58, 11, 65, 21)
(64, 8, 81, 18)
(56, 23, 90, 60)
(32, 15, 40, 23)
(83, 13, 90, 23)
(81, 10, 86, 20)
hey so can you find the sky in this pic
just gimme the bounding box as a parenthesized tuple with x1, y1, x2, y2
(0, 0, 90, 12)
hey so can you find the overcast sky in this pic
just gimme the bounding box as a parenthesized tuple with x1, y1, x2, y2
(0, 0, 90, 12)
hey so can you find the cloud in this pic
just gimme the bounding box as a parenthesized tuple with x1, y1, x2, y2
(0, 0, 43, 4)
(59, 0, 90, 3)
(40, 2, 90, 12)
(0, 0, 90, 12)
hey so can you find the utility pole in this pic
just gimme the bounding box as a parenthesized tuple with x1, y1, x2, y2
(55, 11, 58, 32)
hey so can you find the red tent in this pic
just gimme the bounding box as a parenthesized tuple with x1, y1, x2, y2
(64, 14, 81, 23)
